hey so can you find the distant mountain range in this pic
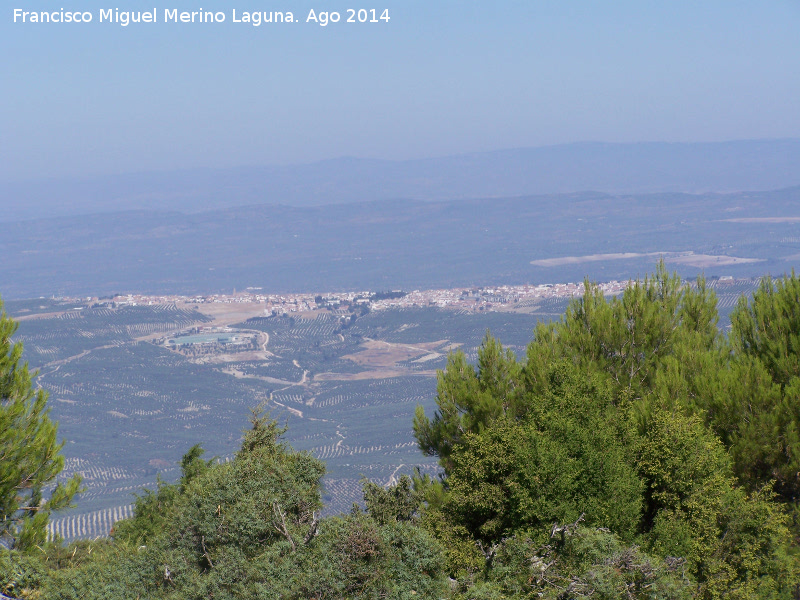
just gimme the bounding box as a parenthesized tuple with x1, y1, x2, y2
(2, 186, 799, 299)
(2, 139, 800, 222)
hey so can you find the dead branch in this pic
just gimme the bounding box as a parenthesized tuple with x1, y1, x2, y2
(303, 511, 319, 545)
(550, 513, 585, 542)
(201, 535, 214, 569)
(272, 502, 296, 552)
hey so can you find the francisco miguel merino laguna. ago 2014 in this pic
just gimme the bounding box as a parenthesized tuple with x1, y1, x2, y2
(12, 7, 391, 27)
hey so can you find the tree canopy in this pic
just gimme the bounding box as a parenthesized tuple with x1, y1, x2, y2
(5, 264, 800, 599)
(0, 297, 82, 551)
(414, 264, 800, 597)
(34, 410, 446, 599)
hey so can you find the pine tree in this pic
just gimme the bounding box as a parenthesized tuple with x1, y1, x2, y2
(731, 270, 800, 387)
(0, 297, 82, 550)
(727, 271, 800, 501)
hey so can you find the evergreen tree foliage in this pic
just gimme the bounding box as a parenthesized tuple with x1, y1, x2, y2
(443, 366, 642, 544)
(413, 264, 800, 596)
(0, 297, 82, 550)
(0, 546, 48, 597)
(286, 513, 446, 599)
(414, 333, 523, 472)
(636, 409, 796, 599)
(361, 474, 423, 526)
(523, 263, 720, 404)
(458, 524, 695, 600)
(7, 264, 800, 598)
(732, 271, 800, 387)
(727, 272, 800, 501)
(111, 444, 213, 546)
(40, 410, 446, 599)
(414, 263, 721, 474)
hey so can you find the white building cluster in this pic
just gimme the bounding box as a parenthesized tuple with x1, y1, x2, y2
(81, 280, 631, 315)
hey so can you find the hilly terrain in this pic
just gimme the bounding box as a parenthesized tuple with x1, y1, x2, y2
(1, 186, 799, 299)
(4, 275, 762, 542)
(6, 298, 560, 540)
(2, 139, 800, 222)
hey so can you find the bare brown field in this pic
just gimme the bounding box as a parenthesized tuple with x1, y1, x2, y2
(532, 251, 763, 269)
(531, 252, 663, 266)
(221, 368, 297, 386)
(493, 304, 544, 314)
(668, 254, 764, 268)
(721, 217, 800, 223)
(14, 310, 72, 321)
(313, 370, 438, 382)
(342, 339, 447, 368)
(412, 353, 443, 363)
(189, 302, 331, 323)
(188, 349, 272, 364)
(187, 301, 269, 326)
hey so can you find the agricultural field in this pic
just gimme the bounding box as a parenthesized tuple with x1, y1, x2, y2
(12, 303, 212, 366)
(5, 285, 759, 541)
(706, 278, 762, 330)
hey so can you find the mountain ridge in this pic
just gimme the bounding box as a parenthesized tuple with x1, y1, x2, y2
(3, 139, 800, 222)
(2, 186, 800, 299)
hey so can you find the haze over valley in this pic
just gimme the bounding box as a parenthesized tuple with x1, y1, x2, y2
(3, 139, 800, 542)
(5, 2, 800, 595)
(6, 273, 762, 540)
(2, 154, 799, 300)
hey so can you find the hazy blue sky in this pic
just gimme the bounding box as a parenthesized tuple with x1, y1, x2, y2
(3, 0, 799, 181)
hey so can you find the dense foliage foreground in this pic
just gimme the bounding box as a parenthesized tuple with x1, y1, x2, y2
(3, 264, 800, 598)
